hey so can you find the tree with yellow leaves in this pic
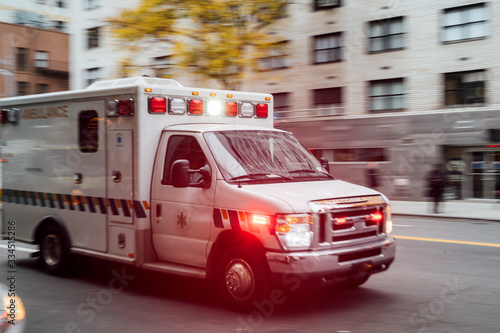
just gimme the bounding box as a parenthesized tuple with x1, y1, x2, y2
(109, 0, 289, 90)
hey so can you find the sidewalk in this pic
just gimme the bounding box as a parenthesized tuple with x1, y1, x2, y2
(390, 200, 500, 222)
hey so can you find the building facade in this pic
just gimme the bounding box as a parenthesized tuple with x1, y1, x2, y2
(241, 0, 500, 201)
(0, 1, 70, 96)
(0, 21, 69, 97)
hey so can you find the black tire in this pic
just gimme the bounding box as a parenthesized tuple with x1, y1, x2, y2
(217, 246, 270, 311)
(343, 272, 370, 288)
(39, 225, 71, 275)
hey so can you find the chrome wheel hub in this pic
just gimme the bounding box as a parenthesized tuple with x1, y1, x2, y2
(225, 259, 255, 301)
(42, 234, 61, 266)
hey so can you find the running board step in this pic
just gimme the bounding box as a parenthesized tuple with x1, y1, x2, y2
(142, 262, 206, 279)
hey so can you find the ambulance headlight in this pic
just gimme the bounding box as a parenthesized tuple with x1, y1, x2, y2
(385, 205, 393, 234)
(275, 214, 313, 250)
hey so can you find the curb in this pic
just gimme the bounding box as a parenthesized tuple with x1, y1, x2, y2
(392, 213, 500, 223)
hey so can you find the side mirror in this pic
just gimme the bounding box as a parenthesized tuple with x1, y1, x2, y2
(320, 157, 330, 174)
(171, 159, 190, 188)
(171, 159, 212, 189)
(197, 164, 212, 189)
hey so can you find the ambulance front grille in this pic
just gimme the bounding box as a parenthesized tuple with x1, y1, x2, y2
(317, 206, 385, 245)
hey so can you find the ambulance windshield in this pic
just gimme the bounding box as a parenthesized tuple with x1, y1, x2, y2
(204, 130, 333, 183)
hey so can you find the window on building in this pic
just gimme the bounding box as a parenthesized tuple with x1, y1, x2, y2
(79, 111, 99, 153)
(311, 147, 389, 162)
(152, 55, 173, 77)
(314, 0, 341, 10)
(313, 87, 342, 105)
(16, 82, 29, 96)
(87, 27, 100, 49)
(442, 3, 487, 43)
(85, 0, 100, 10)
(313, 32, 343, 64)
(56, 0, 66, 8)
(369, 17, 404, 53)
(273, 92, 290, 114)
(311, 148, 387, 162)
(86, 67, 101, 86)
(312, 87, 343, 116)
(54, 21, 66, 32)
(34, 51, 49, 68)
(359, 148, 387, 162)
(445, 70, 485, 106)
(259, 41, 290, 70)
(369, 78, 404, 112)
(36, 83, 48, 94)
(16, 48, 28, 71)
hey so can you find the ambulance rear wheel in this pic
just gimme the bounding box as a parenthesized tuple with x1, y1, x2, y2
(40, 225, 70, 275)
(217, 247, 269, 311)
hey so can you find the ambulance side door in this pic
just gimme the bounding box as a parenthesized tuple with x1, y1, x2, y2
(151, 132, 216, 267)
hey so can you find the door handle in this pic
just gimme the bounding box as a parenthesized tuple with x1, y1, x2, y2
(74, 173, 83, 184)
(112, 170, 122, 183)
(156, 204, 162, 218)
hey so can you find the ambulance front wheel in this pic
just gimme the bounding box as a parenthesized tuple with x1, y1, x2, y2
(40, 225, 71, 275)
(217, 247, 270, 311)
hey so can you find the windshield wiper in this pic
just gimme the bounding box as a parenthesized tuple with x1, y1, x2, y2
(230, 173, 293, 181)
(288, 169, 317, 174)
(289, 169, 335, 179)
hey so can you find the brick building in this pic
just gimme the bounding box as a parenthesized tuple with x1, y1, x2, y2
(0, 22, 69, 97)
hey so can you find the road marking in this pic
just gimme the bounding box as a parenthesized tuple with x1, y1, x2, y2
(394, 235, 500, 248)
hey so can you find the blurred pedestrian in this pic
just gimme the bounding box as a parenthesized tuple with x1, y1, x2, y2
(366, 162, 380, 191)
(427, 164, 445, 213)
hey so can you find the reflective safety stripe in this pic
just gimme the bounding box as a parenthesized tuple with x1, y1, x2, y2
(213, 208, 262, 234)
(1, 189, 149, 219)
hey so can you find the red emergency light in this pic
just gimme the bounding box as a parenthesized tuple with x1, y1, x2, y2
(189, 99, 204, 115)
(370, 212, 383, 223)
(225, 102, 238, 117)
(334, 217, 347, 225)
(148, 97, 167, 114)
(118, 99, 134, 117)
(107, 99, 135, 117)
(256, 104, 268, 118)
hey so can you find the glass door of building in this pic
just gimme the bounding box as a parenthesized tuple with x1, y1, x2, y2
(465, 150, 500, 199)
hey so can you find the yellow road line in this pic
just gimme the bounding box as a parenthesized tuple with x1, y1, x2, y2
(393, 235, 500, 248)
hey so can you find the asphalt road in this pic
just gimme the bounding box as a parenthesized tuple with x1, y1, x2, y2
(1, 216, 499, 333)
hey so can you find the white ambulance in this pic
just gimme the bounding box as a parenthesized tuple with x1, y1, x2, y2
(0, 77, 395, 309)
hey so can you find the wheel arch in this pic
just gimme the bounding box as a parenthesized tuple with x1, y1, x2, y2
(34, 215, 72, 248)
(206, 230, 268, 280)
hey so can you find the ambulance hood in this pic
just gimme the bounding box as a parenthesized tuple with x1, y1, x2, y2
(239, 179, 383, 213)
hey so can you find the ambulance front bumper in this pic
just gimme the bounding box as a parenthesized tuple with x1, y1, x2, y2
(265, 237, 395, 283)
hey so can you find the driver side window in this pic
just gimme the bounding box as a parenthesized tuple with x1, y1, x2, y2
(162, 135, 208, 186)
